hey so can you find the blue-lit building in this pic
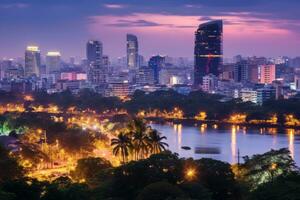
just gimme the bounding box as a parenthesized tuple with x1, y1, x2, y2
(148, 55, 165, 84)
(194, 20, 223, 85)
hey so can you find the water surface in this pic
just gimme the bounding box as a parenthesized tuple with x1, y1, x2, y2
(151, 123, 300, 166)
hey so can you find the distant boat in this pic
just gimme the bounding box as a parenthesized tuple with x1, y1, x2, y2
(181, 146, 191, 150)
(194, 147, 221, 154)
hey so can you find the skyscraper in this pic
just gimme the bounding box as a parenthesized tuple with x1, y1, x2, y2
(126, 34, 139, 70)
(194, 20, 223, 85)
(86, 40, 106, 84)
(46, 51, 61, 74)
(259, 64, 276, 84)
(148, 55, 165, 84)
(25, 46, 41, 77)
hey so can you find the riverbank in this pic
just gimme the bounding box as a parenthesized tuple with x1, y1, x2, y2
(145, 117, 300, 130)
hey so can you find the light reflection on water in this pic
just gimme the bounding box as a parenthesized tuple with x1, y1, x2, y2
(151, 123, 300, 166)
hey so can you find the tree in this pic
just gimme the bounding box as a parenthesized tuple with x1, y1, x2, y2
(0, 145, 23, 183)
(248, 172, 300, 200)
(195, 158, 241, 200)
(136, 181, 186, 200)
(71, 157, 112, 185)
(111, 132, 132, 163)
(127, 118, 149, 160)
(240, 148, 297, 190)
(147, 129, 168, 154)
(1, 178, 43, 200)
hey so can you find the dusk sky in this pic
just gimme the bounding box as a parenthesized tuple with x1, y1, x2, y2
(1, 0, 300, 60)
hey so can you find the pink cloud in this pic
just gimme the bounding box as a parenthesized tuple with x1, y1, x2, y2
(86, 13, 298, 58)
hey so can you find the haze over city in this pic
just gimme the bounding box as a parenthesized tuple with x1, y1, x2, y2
(1, 1, 300, 200)
(1, 0, 300, 59)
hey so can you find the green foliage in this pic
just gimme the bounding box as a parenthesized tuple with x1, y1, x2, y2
(248, 172, 300, 200)
(0, 145, 23, 183)
(111, 118, 168, 162)
(136, 181, 186, 200)
(239, 148, 296, 190)
(71, 157, 112, 186)
(0, 178, 44, 200)
(195, 158, 241, 200)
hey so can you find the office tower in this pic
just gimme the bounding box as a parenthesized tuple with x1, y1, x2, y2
(0, 59, 12, 80)
(148, 55, 165, 84)
(295, 75, 300, 90)
(220, 64, 234, 80)
(248, 64, 259, 83)
(25, 46, 41, 77)
(102, 55, 109, 67)
(259, 64, 276, 84)
(86, 40, 106, 84)
(194, 20, 223, 85)
(234, 60, 248, 82)
(136, 66, 155, 85)
(256, 86, 276, 105)
(126, 34, 139, 70)
(138, 55, 145, 67)
(202, 74, 218, 93)
(46, 51, 61, 74)
(70, 57, 75, 65)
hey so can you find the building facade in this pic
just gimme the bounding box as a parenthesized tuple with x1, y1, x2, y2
(86, 40, 106, 84)
(259, 64, 276, 84)
(148, 55, 165, 84)
(25, 46, 41, 77)
(46, 51, 61, 74)
(126, 34, 139, 70)
(194, 20, 223, 85)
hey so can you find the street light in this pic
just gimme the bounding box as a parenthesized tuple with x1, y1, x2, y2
(184, 167, 197, 181)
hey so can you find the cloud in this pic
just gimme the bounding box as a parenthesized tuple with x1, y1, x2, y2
(185, 4, 202, 8)
(0, 3, 29, 9)
(106, 19, 163, 27)
(103, 4, 125, 9)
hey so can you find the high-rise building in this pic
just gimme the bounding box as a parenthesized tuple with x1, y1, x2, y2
(148, 55, 165, 84)
(194, 20, 223, 85)
(257, 86, 276, 105)
(202, 74, 218, 93)
(25, 46, 41, 77)
(86, 40, 105, 84)
(136, 66, 154, 85)
(259, 64, 276, 84)
(46, 51, 61, 74)
(234, 60, 248, 83)
(126, 34, 139, 70)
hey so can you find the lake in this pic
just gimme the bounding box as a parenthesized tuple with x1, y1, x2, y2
(151, 123, 300, 166)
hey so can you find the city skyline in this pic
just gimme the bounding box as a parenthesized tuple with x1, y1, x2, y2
(1, 0, 300, 59)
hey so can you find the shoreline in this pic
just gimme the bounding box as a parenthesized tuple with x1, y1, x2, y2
(144, 117, 300, 130)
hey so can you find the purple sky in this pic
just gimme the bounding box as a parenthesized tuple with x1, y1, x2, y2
(1, 0, 300, 60)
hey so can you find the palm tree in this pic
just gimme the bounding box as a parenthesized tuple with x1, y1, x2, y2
(147, 129, 168, 154)
(127, 118, 150, 160)
(133, 131, 149, 160)
(111, 132, 132, 164)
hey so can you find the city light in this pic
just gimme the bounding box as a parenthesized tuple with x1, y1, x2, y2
(184, 167, 197, 181)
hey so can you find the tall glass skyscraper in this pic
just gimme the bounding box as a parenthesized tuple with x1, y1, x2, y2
(126, 34, 139, 70)
(194, 20, 223, 85)
(25, 46, 41, 77)
(148, 55, 165, 84)
(46, 51, 61, 74)
(86, 40, 105, 84)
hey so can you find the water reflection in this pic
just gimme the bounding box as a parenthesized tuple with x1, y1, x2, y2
(173, 124, 182, 148)
(152, 123, 300, 166)
(288, 129, 295, 159)
(231, 125, 237, 163)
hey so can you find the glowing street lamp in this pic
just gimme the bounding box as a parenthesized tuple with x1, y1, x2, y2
(184, 167, 197, 181)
